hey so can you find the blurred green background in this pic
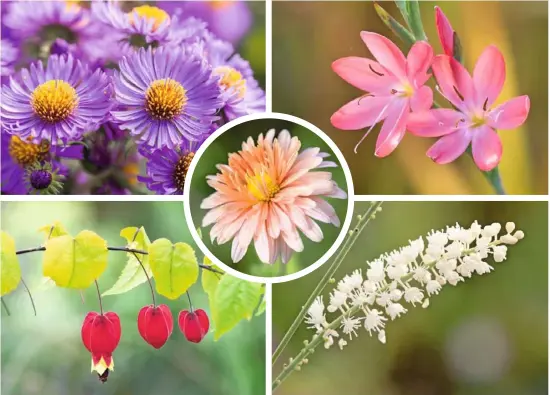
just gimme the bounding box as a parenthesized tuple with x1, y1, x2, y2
(190, 119, 350, 277)
(273, 201, 547, 395)
(273, 1, 548, 195)
(1, 202, 265, 395)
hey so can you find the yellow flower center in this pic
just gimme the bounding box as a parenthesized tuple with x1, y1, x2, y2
(9, 136, 50, 167)
(145, 78, 187, 120)
(123, 162, 139, 186)
(209, 1, 232, 10)
(129, 5, 170, 32)
(471, 114, 487, 128)
(31, 80, 78, 123)
(246, 171, 280, 202)
(173, 152, 195, 191)
(214, 66, 246, 99)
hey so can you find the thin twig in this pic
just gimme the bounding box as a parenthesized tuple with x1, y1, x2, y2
(20, 278, 37, 316)
(94, 280, 103, 315)
(132, 251, 156, 307)
(1, 298, 11, 316)
(16, 246, 46, 255)
(186, 291, 193, 312)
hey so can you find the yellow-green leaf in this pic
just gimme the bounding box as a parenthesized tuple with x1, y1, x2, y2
(43, 230, 108, 289)
(255, 290, 266, 316)
(38, 221, 69, 240)
(149, 239, 198, 300)
(103, 227, 152, 296)
(1, 231, 21, 296)
(212, 276, 263, 340)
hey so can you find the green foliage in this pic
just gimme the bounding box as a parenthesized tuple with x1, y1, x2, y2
(38, 221, 70, 240)
(374, 3, 415, 48)
(149, 239, 199, 300)
(103, 227, 152, 296)
(211, 276, 263, 340)
(43, 230, 108, 289)
(1, 231, 21, 296)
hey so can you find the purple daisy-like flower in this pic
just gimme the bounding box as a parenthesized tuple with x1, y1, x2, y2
(112, 46, 222, 148)
(138, 138, 204, 195)
(3, 1, 114, 63)
(1, 54, 113, 144)
(1, 39, 18, 77)
(204, 37, 265, 121)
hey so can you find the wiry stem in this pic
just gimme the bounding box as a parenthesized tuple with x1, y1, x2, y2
(1, 298, 11, 316)
(272, 240, 503, 391)
(20, 278, 37, 316)
(94, 280, 104, 315)
(186, 291, 194, 312)
(130, 228, 157, 307)
(272, 202, 383, 365)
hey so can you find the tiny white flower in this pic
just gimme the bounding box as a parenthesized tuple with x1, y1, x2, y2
(341, 316, 362, 339)
(377, 330, 386, 344)
(422, 299, 430, 308)
(386, 264, 408, 280)
(305, 297, 326, 329)
(386, 303, 407, 320)
(364, 309, 387, 335)
(376, 292, 392, 307)
(426, 280, 442, 295)
(328, 290, 347, 313)
(413, 266, 431, 283)
(443, 270, 463, 286)
(482, 224, 499, 238)
(493, 245, 507, 262)
(409, 237, 425, 256)
(366, 260, 385, 282)
(474, 261, 493, 275)
(445, 241, 464, 259)
(500, 234, 518, 245)
(505, 222, 516, 234)
(362, 280, 377, 293)
(427, 230, 448, 247)
(470, 220, 482, 237)
(338, 338, 347, 350)
(389, 288, 403, 301)
(404, 287, 424, 305)
(513, 230, 525, 240)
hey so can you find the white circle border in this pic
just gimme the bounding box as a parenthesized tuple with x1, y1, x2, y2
(183, 112, 355, 284)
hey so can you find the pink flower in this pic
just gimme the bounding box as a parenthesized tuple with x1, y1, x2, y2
(331, 32, 434, 156)
(435, 6, 455, 57)
(201, 129, 347, 264)
(408, 47, 530, 171)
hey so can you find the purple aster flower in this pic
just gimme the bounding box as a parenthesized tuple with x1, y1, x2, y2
(3, 1, 114, 63)
(138, 138, 204, 195)
(159, 1, 252, 44)
(1, 39, 18, 77)
(112, 46, 222, 149)
(1, 130, 81, 195)
(1, 54, 114, 144)
(204, 37, 265, 121)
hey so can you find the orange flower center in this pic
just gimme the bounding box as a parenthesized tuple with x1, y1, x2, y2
(246, 171, 280, 202)
(209, 1, 232, 10)
(31, 80, 78, 123)
(128, 5, 170, 32)
(145, 78, 187, 120)
(214, 66, 246, 99)
(9, 136, 50, 167)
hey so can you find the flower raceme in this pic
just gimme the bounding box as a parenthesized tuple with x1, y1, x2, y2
(137, 304, 174, 349)
(305, 221, 524, 350)
(81, 311, 122, 382)
(201, 129, 347, 264)
(178, 309, 210, 343)
(331, 32, 434, 156)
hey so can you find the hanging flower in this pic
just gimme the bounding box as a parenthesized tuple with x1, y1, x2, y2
(331, 32, 434, 156)
(178, 309, 210, 343)
(201, 129, 347, 264)
(137, 304, 173, 349)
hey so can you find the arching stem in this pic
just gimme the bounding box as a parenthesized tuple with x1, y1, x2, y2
(20, 278, 37, 316)
(1, 298, 11, 316)
(94, 280, 103, 315)
(132, 251, 156, 307)
(186, 292, 194, 312)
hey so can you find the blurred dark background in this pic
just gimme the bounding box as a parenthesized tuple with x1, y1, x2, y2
(189, 119, 350, 277)
(273, 1, 548, 195)
(1, 202, 265, 395)
(273, 201, 547, 395)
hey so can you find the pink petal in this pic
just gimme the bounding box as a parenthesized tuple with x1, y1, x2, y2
(471, 125, 503, 171)
(332, 57, 396, 94)
(473, 45, 505, 108)
(408, 108, 464, 137)
(406, 41, 434, 85)
(331, 95, 391, 130)
(435, 6, 454, 56)
(360, 31, 407, 78)
(427, 128, 472, 164)
(410, 85, 433, 112)
(375, 99, 409, 157)
(432, 55, 471, 111)
(449, 57, 476, 107)
(487, 95, 530, 130)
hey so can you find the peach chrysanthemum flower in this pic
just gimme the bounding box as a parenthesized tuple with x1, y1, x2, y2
(201, 129, 347, 264)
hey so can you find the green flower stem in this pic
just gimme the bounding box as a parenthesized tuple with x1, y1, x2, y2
(483, 166, 506, 195)
(272, 202, 384, 365)
(272, 239, 503, 391)
(406, 0, 427, 40)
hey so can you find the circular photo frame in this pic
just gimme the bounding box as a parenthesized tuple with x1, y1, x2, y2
(184, 112, 355, 283)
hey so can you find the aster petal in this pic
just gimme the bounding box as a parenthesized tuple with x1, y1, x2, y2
(331, 95, 391, 130)
(471, 125, 502, 171)
(487, 95, 530, 130)
(375, 99, 409, 157)
(473, 45, 506, 108)
(360, 32, 407, 78)
(427, 128, 472, 164)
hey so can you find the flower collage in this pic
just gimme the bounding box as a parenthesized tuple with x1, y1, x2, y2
(0, 1, 548, 395)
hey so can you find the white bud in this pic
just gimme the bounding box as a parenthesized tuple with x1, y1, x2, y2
(500, 234, 518, 245)
(505, 222, 516, 234)
(513, 230, 525, 240)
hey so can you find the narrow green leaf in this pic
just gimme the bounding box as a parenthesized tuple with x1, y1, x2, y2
(374, 3, 415, 48)
(393, 0, 411, 28)
(212, 276, 263, 340)
(406, 0, 427, 40)
(149, 239, 199, 300)
(453, 32, 463, 63)
(1, 231, 21, 296)
(103, 227, 152, 296)
(255, 290, 266, 316)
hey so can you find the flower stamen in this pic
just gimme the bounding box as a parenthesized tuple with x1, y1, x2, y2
(31, 80, 78, 123)
(128, 5, 169, 32)
(8, 136, 50, 166)
(369, 64, 384, 77)
(145, 78, 187, 120)
(214, 66, 246, 99)
(246, 171, 280, 202)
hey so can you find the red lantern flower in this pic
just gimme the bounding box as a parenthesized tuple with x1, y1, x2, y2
(178, 309, 209, 343)
(81, 311, 121, 382)
(137, 304, 173, 349)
